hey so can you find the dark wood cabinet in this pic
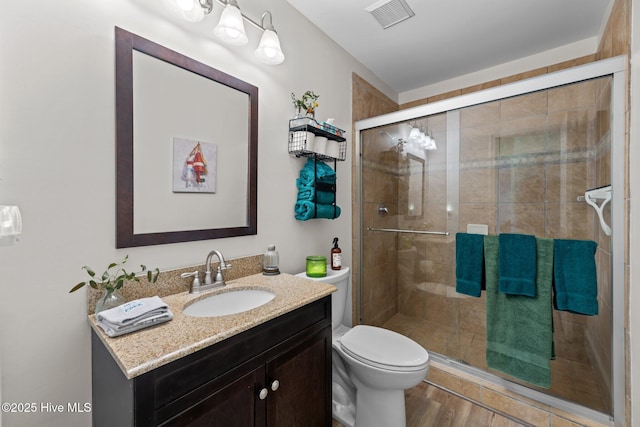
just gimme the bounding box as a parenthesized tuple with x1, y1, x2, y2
(92, 296, 332, 427)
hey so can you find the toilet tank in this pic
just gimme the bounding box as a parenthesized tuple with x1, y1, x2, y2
(295, 267, 350, 328)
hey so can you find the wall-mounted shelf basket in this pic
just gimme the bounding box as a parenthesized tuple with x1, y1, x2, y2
(288, 117, 347, 161)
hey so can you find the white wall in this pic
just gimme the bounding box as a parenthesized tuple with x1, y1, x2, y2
(630, 2, 639, 424)
(0, 1, 392, 426)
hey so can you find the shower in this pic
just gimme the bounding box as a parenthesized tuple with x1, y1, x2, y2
(355, 57, 625, 425)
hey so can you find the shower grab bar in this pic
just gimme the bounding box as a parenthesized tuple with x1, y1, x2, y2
(367, 227, 450, 236)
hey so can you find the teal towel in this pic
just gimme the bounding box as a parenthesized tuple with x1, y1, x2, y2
(498, 233, 537, 296)
(485, 235, 554, 388)
(298, 158, 336, 186)
(553, 239, 598, 315)
(294, 201, 341, 221)
(296, 181, 336, 204)
(455, 233, 485, 297)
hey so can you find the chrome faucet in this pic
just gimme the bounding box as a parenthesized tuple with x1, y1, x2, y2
(182, 250, 232, 294)
(205, 249, 232, 285)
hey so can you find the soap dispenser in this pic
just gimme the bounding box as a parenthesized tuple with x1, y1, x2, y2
(331, 237, 342, 270)
(263, 244, 280, 275)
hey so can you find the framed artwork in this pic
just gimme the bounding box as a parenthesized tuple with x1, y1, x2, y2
(173, 138, 217, 193)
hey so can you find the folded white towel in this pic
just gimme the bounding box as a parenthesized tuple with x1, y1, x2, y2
(96, 296, 169, 326)
(97, 311, 174, 337)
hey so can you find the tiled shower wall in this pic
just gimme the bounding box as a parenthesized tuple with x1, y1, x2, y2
(351, 0, 629, 422)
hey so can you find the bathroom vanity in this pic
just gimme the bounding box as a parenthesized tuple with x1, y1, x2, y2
(90, 274, 334, 427)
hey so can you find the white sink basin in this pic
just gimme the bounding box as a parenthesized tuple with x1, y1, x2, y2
(183, 289, 275, 317)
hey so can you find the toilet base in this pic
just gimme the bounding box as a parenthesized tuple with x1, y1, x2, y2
(353, 382, 406, 427)
(332, 382, 356, 427)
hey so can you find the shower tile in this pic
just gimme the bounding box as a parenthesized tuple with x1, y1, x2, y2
(545, 202, 594, 240)
(545, 162, 591, 203)
(460, 124, 500, 162)
(398, 284, 426, 318)
(548, 80, 597, 113)
(547, 108, 596, 152)
(458, 203, 498, 234)
(424, 203, 447, 231)
(459, 297, 487, 335)
(497, 203, 545, 235)
(480, 389, 550, 426)
(501, 91, 547, 122)
(426, 170, 447, 203)
(499, 116, 547, 156)
(460, 168, 498, 203)
(501, 67, 547, 84)
(427, 366, 483, 402)
(460, 100, 500, 128)
(498, 165, 545, 203)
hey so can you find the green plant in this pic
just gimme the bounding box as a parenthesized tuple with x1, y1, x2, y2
(291, 91, 319, 115)
(69, 255, 160, 294)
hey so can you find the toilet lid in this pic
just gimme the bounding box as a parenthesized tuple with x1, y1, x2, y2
(339, 325, 429, 372)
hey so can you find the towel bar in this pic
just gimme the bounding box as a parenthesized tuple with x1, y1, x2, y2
(367, 227, 449, 236)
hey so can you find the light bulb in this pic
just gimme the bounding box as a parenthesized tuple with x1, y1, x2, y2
(181, 3, 205, 22)
(176, 0, 195, 11)
(213, 2, 248, 46)
(255, 29, 285, 64)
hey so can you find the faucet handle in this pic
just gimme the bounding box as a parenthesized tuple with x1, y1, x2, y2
(181, 271, 202, 293)
(222, 262, 232, 270)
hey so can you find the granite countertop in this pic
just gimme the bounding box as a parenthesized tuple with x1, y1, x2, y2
(88, 273, 336, 379)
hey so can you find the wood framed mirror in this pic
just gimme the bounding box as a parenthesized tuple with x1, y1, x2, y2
(115, 27, 258, 248)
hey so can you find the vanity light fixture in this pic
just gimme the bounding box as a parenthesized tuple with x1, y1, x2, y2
(213, 0, 248, 46)
(171, 0, 285, 64)
(254, 12, 285, 65)
(174, 0, 213, 22)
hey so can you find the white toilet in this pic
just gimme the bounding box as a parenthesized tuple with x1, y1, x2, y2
(296, 267, 429, 427)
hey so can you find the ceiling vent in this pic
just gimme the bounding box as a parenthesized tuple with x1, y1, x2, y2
(366, 0, 415, 29)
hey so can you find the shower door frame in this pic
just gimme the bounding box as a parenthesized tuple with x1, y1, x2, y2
(355, 55, 626, 425)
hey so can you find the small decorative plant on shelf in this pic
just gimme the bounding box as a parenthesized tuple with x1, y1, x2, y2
(291, 90, 319, 119)
(69, 255, 160, 313)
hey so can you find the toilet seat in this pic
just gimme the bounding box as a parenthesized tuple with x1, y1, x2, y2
(338, 325, 429, 372)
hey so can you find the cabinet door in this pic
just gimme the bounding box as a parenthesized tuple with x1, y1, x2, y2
(265, 327, 331, 427)
(160, 367, 262, 427)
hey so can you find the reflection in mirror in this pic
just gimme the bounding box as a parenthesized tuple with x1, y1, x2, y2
(115, 27, 258, 248)
(406, 153, 424, 217)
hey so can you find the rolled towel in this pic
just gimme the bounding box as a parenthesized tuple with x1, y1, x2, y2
(298, 158, 336, 186)
(296, 183, 336, 205)
(553, 239, 598, 315)
(96, 296, 169, 326)
(498, 233, 537, 296)
(294, 201, 341, 221)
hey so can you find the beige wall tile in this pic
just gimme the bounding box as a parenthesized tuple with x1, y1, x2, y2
(480, 388, 550, 426)
(499, 165, 545, 203)
(498, 203, 545, 235)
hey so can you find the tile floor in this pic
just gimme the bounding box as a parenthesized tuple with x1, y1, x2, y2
(332, 380, 529, 427)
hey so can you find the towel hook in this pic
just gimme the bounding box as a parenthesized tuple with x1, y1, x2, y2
(581, 185, 612, 236)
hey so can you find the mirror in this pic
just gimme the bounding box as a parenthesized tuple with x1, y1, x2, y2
(115, 27, 258, 248)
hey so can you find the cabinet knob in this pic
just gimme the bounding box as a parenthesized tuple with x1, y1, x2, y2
(270, 380, 280, 392)
(258, 388, 269, 400)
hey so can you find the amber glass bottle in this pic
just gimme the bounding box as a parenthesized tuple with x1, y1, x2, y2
(331, 237, 342, 270)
